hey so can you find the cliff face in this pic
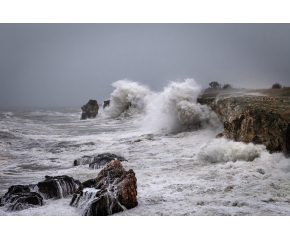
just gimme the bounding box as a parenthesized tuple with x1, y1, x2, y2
(197, 96, 290, 154)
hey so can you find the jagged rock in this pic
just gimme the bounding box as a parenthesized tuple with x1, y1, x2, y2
(73, 153, 127, 168)
(81, 99, 99, 120)
(70, 160, 138, 216)
(0, 185, 43, 211)
(37, 175, 81, 199)
(216, 107, 290, 153)
(103, 100, 110, 109)
(198, 97, 290, 154)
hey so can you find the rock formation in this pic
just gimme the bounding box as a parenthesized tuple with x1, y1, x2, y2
(103, 100, 110, 109)
(70, 159, 138, 216)
(0, 185, 43, 211)
(80, 99, 99, 120)
(73, 152, 127, 168)
(0, 175, 82, 211)
(197, 96, 290, 154)
(37, 175, 81, 199)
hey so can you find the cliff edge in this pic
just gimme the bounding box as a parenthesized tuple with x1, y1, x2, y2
(197, 90, 290, 154)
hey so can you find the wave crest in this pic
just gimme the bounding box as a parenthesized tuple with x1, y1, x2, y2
(105, 80, 150, 117)
(142, 78, 221, 132)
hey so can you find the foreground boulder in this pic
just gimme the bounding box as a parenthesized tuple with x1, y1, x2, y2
(37, 175, 81, 199)
(70, 160, 138, 216)
(81, 99, 99, 120)
(73, 153, 127, 169)
(198, 96, 290, 154)
(0, 185, 43, 211)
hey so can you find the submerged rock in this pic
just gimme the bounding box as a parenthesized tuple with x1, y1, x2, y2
(73, 153, 127, 169)
(70, 160, 138, 216)
(89, 153, 127, 169)
(37, 175, 81, 199)
(103, 100, 110, 109)
(0, 185, 43, 211)
(81, 99, 99, 120)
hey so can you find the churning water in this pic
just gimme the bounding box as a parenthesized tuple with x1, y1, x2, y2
(0, 79, 289, 216)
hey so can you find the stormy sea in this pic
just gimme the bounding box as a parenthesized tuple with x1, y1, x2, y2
(0, 79, 289, 216)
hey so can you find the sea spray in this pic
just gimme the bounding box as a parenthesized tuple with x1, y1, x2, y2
(105, 79, 150, 117)
(142, 78, 221, 132)
(197, 137, 267, 163)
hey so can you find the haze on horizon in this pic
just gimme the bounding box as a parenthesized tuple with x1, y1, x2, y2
(0, 23, 290, 108)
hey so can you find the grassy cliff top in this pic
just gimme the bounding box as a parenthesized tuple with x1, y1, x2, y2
(199, 88, 290, 122)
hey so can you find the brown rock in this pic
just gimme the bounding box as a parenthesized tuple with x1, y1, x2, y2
(70, 160, 138, 216)
(198, 97, 290, 154)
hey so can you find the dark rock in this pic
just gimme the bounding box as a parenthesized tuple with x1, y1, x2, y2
(0, 185, 43, 211)
(73, 155, 93, 166)
(103, 100, 110, 109)
(37, 175, 81, 199)
(73, 153, 127, 168)
(89, 153, 127, 169)
(70, 160, 138, 216)
(80, 99, 99, 120)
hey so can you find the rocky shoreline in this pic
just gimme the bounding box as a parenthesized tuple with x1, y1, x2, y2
(197, 95, 290, 154)
(0, 158, 138, 216)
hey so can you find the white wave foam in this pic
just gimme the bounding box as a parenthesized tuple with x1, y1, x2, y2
(197, 137, 267, 163)
(105, 79, 150, 117)
(142, 78, 221, 132)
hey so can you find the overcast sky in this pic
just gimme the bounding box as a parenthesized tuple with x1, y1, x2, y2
(0, 24, 290, 108)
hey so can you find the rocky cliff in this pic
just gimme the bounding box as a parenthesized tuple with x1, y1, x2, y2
(197, 96, 290, 154)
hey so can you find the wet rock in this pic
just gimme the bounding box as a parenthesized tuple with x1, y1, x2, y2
(89, 153, 127, 169)
(198, 97, 290, 154)
(80, 99, 99, 120)
(37, 175, 81, 199)
(73, 155, 93, 166)
(217, 108, 290, 153)
(70, 160, 138, 216)
(257, 168, 266, 175)
(103, 100, 110, 109)
(224, 185, 234, 192)
(73, 153, 127, 168)
(0, 185, 43, 211)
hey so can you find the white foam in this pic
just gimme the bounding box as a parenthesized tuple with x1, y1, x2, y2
(105, 79, 150, 117)
(197, 137, 267, 163)
(142, 78, 221, 132)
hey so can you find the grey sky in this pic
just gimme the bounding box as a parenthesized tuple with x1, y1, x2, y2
(1, 24, 290, 108)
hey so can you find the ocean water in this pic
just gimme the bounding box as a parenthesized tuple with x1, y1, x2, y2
(0, 79, 289, 216)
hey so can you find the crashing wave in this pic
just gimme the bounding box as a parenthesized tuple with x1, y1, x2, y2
(197, 138, 267, 163)
(142, 78, 221, 132)
(104, 79, 150, 117)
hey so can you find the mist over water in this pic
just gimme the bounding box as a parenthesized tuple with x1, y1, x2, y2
(0, 79, 289, 216)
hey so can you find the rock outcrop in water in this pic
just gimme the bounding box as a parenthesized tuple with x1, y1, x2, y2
(73, 152, 127, 169)
(0, 175, 81, 211)
(197, 97, 290, 154)
(0, 185, 43, 211)
(80, 99, 99, 120)
(37, 175, 81, 199)
(70, 159, 138, 216)
(103, 100, 110, 109)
